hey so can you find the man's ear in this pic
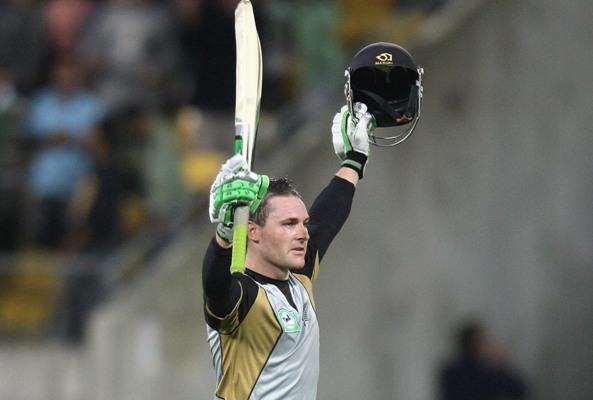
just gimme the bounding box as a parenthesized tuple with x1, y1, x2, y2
(248, 220, 260, 243)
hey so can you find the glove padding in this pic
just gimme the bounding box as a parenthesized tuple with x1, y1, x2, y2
(209, 154, 269, 243)
(331, 102, 375, 179)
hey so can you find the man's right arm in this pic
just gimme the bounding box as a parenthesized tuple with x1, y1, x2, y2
(204, 154, 268, 323)
(202, 238, 241, 319)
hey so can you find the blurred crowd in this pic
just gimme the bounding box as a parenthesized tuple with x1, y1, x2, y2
(0, 0, 354, 342)
(5, 1, 256, 255)
(0, 0, 448, 339)
(0, 0, 450, 255)
(1, 0, 241, 254)
(0, 0, 288, 341)
(0, 0, 377, 254)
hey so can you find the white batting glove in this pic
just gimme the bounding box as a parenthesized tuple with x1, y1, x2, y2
(331, 102, 375, 179)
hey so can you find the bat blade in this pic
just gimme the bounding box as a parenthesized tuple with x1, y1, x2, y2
(234, 0, 262, 169)
(231, 0, 262, 274)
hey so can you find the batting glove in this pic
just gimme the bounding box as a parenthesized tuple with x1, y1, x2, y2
(331, 102, 376, 179)
(209, 154, 270, 243)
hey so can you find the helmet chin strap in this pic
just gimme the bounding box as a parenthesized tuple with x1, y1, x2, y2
(344, 68, 358, 124)
(346, 67, 423, 147)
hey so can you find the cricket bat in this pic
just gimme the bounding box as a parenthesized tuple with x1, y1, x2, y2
(231, 0, 263, 274)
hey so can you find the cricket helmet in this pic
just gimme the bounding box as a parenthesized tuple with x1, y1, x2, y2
(344, 42, 424, 146)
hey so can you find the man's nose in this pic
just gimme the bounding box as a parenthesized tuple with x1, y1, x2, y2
(297, 223, 309, 241)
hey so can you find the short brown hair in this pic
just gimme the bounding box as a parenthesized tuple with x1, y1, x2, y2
(250, 178, 302, 226)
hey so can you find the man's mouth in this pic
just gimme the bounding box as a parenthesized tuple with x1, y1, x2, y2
(291, 247, 305, 255)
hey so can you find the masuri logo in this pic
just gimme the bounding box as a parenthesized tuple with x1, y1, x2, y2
(375, 52, 393, 64)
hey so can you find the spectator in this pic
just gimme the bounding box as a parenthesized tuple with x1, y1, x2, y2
(291, 0, 344, 95)
(0, 66, 26, 250)
(438, 319, 530, 400)
(108, 105, 184, 225)
(173, 0, 235, 111)
(277, 0, 345, 135)
(42, 0, 95, 57)
(81, 0, 177, 112)
(68, 118, 126, 251)
(0, 0, 49, 94)
(24, 56, 105, 249)
(139, 111, 185, 219)
(171, 0, 236, 152)
(170, 0, 204, 106)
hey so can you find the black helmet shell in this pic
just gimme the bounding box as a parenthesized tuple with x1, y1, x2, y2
(351, 42, 417, 71)
(349, 42, 420, 127)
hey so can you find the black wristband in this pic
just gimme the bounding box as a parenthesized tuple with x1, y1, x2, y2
(340, 151, 368, 179)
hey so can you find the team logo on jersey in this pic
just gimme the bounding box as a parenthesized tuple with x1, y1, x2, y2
(276, 309, 300, 333)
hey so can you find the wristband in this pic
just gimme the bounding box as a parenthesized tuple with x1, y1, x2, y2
(341, 151, 368, 179)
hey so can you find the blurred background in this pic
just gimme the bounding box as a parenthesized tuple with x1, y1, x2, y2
(0, 0, 592, 399)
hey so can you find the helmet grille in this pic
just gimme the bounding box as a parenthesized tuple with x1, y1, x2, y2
(351, 66, 417, 102)
(351, 66, 418, 127)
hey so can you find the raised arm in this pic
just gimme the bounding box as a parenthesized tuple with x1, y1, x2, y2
(307, 102, 375, 259)
(203, 155, 268, 319)
(202, 238, 237, 317)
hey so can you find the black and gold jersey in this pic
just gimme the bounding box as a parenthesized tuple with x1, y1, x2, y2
(202, 177, 355, 399)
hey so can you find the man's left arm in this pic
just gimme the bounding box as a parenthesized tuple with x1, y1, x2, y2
(335, 167, 359, 187)
(307, 103, 374, 260)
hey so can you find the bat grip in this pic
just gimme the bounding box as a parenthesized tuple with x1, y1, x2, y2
(230, 206, 250, 274)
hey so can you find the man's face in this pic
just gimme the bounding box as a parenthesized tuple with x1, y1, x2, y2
(249, 195, 310, 271)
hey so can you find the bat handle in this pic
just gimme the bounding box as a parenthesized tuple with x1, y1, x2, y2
(230, 206, 250, 274)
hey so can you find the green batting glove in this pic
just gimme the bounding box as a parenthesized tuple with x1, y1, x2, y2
(209, 155, 269, 243)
